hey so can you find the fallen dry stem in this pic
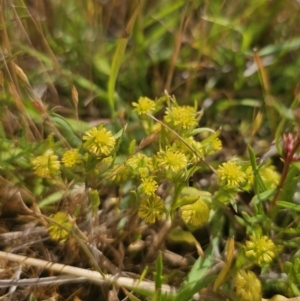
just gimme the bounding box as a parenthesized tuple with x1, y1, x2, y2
(0, 251, 177, 296)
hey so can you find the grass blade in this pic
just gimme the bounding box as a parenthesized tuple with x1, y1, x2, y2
(107, 1, 140, 115)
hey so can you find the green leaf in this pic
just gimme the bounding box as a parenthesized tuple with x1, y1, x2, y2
(155, 253, 163, 290)
(145, 0, 186, 27)
(241, 212, 266, 224)
(29, 294, 38, 301)
(50, 113, 81, 146)
(38, 191, 64, 208)
(214, 99, 261, 111)
(251, 189, 276, 206)
(151, 253, 163, 301)
(108, 1, 140, 115)
(277, 201, 300, 212)
(290, 282, 300, 297)
(278, 165, 299, 203)
(129, 139, 137, 155)
(271, 99, 295, 120)
(114, 124, 128, 139)
(171, 195, 199, 212)
(190, 127, 215, 136)
(173, 239, 217, 301)
(181, 187, 212, 199)
(248, 145, 267, 193)
(88, 190, 101, 215)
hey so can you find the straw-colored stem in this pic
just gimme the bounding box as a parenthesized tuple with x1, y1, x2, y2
(0, 251, 177, 296)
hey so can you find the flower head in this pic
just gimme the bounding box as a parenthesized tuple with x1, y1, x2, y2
(62, 149, 82, 167)
(180, 198, 210, 228)
(138, 195, 165, 224)
(111, 164, 131, 183)
(244, 235, 277, 266)
(172, 138, 204, 163)
(138, 178, 158, 196)
(211, 137, 222, 151)
(234, 270, 261, 301)
(126, 153, 153, 177)
(259, 165, 280, 189)
(202, 137, 222, 156)
(157, 148, 188, 174)
(132, 97, 156, 115)
(217, 160, 246, 188)
(48, 212, 73, 242)
(32, 150, 60, 178)
(83, 125, 116, 157)
(164, 106, 198, 132)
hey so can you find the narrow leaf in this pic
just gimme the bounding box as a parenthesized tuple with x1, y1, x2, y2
(38, 191, 64, 208)
(107, 1, 140, 114)
(277, 201, 300, 212)
(251, 189, 276, 206)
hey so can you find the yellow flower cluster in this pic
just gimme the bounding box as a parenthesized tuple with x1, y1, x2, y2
(126, 153, 153, 177)
(157, 148, 188, 174)
(234, 270, 261, 301)
(259, 165, 280, 189)
(48, 212, 73, 242)
(83, 125, 116, 157)
(164, 105, 198, 132)
(62, 149, 81, 167)
(132, 97, 156, 115)
(217, 160, 253, 189)
(111, 164, 131, 183)
(138, 195, 165, 224)
(201, 137, 222, 156)
(217, 161, 246, 188)
(180, 198, 210, 228)
(138, 178, 158, 196)
(32, 150, 60, 178)
(244, 235, 276, 266)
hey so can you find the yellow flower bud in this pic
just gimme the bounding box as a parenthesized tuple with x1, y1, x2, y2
(180, 198, 210, 228)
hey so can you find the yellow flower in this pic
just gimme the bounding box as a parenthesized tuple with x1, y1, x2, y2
(83, 125, 116, 157)
(62, 149, 81, 167)
(132, 97, 156, 115)
(164, 106, 198, 131)
(180, 198, 210, 228)
(157, 148, 188, 174)
(138, 167, 150, 178)
(259, 165, 280, 189)
(171, 138, 204, 163)
(211, 138, 222, 151)
(126, 153, 153, 175)
(217, 161, 246, 188)
(202, 137, 222, 156)
(96, 156, 113, 173)
(48, 212, 73, 242)
(188, 138, 205, 159)
(111, 164, 131, 183)
(234, 270, 261, 301)
(138, 178, 158, 196)
(244, 235, 276, 266)
(32, 150, 60, 178)
(138, 195, 165, 224)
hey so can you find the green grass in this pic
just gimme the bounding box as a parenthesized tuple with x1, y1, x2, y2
(0, 0, 300, 300)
